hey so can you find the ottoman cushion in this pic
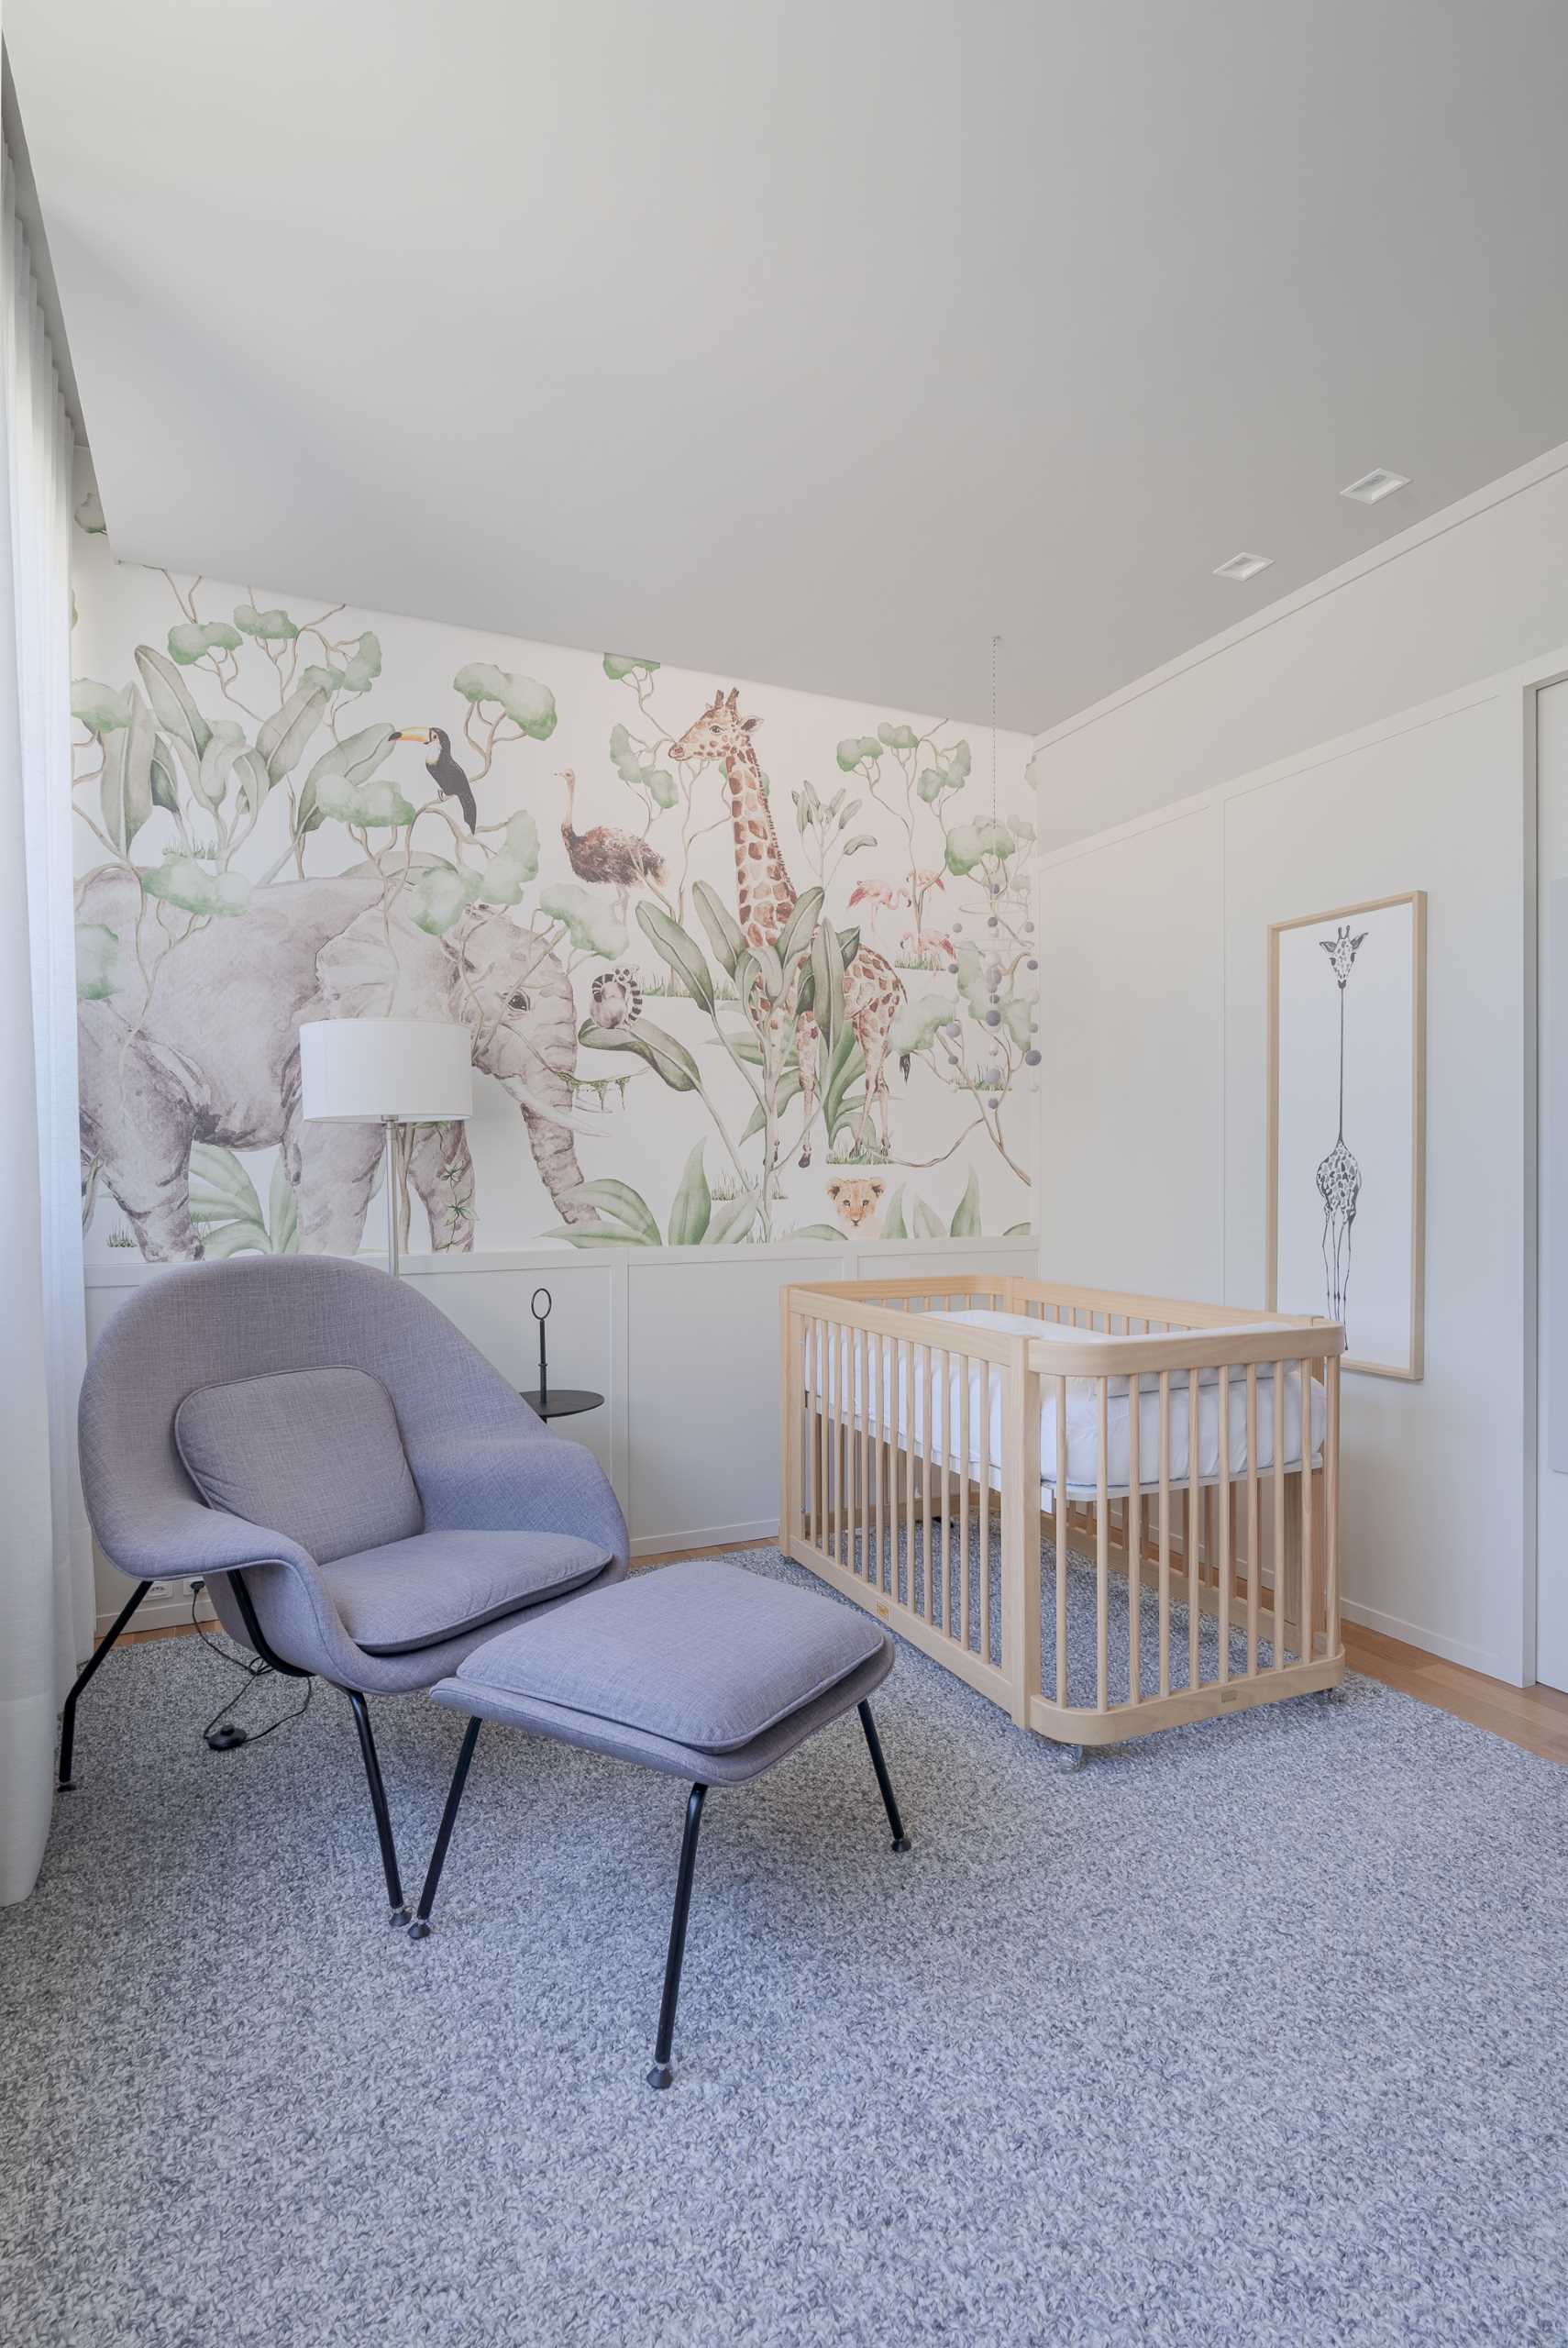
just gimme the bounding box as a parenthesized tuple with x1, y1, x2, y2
(441, 1559, 887, 1754)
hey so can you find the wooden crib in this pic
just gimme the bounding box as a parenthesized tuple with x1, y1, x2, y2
(779, 1275, 1344, 1758)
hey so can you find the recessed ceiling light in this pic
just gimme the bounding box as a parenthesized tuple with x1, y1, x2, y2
(1342, 467, 1410, 505)
(1213, 551, 1274, 583)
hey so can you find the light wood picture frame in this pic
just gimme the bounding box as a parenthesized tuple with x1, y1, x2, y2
(1266, 892, 1426, 1380)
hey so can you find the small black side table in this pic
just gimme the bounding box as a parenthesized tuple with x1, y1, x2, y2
(520, 1388, 604, 1422)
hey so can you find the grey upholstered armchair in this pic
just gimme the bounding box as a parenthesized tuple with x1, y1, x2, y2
(72, 1256, 629, 1920)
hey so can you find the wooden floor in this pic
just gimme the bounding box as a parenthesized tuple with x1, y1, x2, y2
(124, 1538, 1568, 1767)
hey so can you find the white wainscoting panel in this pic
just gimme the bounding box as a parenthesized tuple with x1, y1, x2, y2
(83, 1235, 1038, 1629)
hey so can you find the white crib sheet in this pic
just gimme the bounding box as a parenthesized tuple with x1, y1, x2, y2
(805, 1318, 1325, 1500)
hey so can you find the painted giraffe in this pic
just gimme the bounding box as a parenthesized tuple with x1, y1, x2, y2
(668, 688, 905, 1162)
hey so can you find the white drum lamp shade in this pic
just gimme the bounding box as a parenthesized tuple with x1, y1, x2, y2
(299, 1018, 473, 1273)
(300, 1018, 473, 1124)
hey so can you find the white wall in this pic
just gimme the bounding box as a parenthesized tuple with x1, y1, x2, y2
(1038, 672, 1540, 1684)
(84, 1234, 1038, 1633)
(1030, 442, 1568, 851)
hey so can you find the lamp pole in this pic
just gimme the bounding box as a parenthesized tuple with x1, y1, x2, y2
(384, 1117, 401, 1279)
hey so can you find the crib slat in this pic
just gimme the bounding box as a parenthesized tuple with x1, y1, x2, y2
(958, 1343, 971, 1651)
(1055, 1372, 1069, 1706)
(810, 1318, 823, 1552)
(1095, 1379, 1110, 1712)
(924, 1352, 938, 1624)
(1126, 1354, 1141, 1708)
(856, 1324, 869, 1583)
(1299, 1359, 1314, 1659)
(826, 1324, 840, 1558)
(977, 1363, 991, 1667)
(1273, 1360, 1286, 1672)
(903, 1339, 916, 1614)
(1326, 1353, 1341, 1652)
(1158, 1370, 1171, 1699)
(1245, 1364, 1260, 1678)
(1217, 1366, 1231, 1685)
(871, 1329, 886, 1595)
(1005, 1343, 1040, 1726)
(1187, 1368, 1201, 1691)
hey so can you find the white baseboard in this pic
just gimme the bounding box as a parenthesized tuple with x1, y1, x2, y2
(630, 1518, 779, 1561)
(1339, 1597, 1522, 1688)
(98, 1585, 215, 1638)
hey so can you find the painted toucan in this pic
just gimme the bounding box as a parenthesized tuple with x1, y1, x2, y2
(392, 726, 477, 831)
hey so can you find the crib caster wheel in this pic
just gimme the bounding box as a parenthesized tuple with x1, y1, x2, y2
(1316, 1685, 1347, 1706)
(1055, 1743, 1087, 1774)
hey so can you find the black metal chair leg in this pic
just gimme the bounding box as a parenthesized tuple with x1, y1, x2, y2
(58, 1579, 152, 1789)
(408, 1717, 482, 1941)
(647, 1783, 707, 2091)
(346, 1689, 409, 1925)
(858, 1700, 911, 1852)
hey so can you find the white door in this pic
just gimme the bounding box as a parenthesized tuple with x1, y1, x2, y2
(1537, 678, 1568, 1690)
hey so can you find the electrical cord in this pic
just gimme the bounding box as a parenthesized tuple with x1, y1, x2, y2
(190, 1580, 314, 1752)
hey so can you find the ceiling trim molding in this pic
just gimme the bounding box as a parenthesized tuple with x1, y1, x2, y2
(1029, 437, 1568, 754)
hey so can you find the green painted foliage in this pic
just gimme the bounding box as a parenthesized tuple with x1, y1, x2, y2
(139, 855, 251, 917)
(608, 721, 675, 805)
(878, 722, 919, 750)
(297, 725, 400, 832)
(540, 881, 627, 958)
(408, 863, 481, 935)
(471, 809, 540, 904)
(666, 1142, 711, 1246)
(314, 771, 416, 828)
(99, 690, 158, 851)
(453, 661, 557, 739)
(836, 735, 882, 771)
(234, 603, 299, 642)
(75, 924, 119, 1001)
(888, 992, 953, 1058)
(72, 679, 132, 736)
(188, 1146, 299, 1256)
(635, 901, 715, 1013)
(944, 818, 1016, 876)
(168, 620, 242, 666)
(343, 631, 381, 692)
(578, 1013, 700, 1092)
(603, 653, 659, 681)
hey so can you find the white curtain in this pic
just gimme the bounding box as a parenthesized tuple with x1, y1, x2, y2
(0, 145, 92, 1904)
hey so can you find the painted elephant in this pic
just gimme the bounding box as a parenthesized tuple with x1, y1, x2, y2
(77, 865, 594, 1260)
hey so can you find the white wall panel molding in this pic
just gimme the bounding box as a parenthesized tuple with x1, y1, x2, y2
(83, 1236, 1038, 1632)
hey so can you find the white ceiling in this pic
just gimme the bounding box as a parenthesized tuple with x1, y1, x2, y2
(10, 1, 1568, 733)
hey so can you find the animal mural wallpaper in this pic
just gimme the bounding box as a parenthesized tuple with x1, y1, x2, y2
(69, 480, 1038, 1262)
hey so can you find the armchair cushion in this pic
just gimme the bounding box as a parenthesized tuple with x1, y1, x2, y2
(319, 1528, 614, 1656)
(174, 1365, 422, 1565)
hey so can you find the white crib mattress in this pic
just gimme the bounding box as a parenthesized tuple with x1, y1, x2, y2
(805, 1311, 1325, 1501)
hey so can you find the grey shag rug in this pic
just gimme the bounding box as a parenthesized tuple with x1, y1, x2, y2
(5, 1545, 1567, 2348)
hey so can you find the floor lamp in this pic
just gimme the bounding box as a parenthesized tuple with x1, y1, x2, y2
(300, 1018, 474, 1275)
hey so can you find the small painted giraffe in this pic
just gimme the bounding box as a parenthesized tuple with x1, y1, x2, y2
(668, 688, 905, 1162)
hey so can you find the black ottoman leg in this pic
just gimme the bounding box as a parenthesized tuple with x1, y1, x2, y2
(409, 1716, 483, 1941)
(648, 1782, 707, 2090)
(857, 1700, 911, 1852)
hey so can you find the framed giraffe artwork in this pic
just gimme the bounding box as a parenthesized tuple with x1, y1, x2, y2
(1266, 891, 1427, 1380)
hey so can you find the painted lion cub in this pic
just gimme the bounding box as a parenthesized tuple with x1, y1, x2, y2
(827, 1177, 887, 1233)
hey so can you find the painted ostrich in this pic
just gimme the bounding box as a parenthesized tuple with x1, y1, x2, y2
(1316, 922, 1367, 1324)
(558, 769, 668, 919)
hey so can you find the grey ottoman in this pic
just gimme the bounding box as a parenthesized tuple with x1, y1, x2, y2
(412, 1558, 910, 2087)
